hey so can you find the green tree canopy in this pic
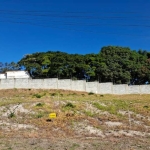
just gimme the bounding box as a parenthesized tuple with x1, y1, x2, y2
(18, 46, 150, 85)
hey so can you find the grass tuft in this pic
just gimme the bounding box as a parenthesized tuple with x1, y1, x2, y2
(88, 92, 94, 95)
(36, 103, 44, 107)
(65, 102, 76, 108)
(33, 94, 42, 98)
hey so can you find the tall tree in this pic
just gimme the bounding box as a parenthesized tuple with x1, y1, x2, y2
(0, 62, 20, 73)
(98, 46, 132, 84)
(18, 46, 150, 84)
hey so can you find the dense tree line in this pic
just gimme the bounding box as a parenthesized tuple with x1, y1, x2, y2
(1, 46, 150, 85)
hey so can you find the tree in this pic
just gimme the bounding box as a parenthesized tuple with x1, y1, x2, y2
(18, 46, 150, 84)
(0, 62, 20, 73)
(98, 46, 132, 84)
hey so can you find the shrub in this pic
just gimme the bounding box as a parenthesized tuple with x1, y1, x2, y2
(143, 105, 149, 109)
(36, 103, 44, 107)
(84, 111, 95, 117)
(51, 93, 57, 96)
(88, 92, 94, 95)
(64, 102, 76, 109)
(8, 112, 15, 118)
(36, 112, 44, 118)
(33, 94, 42, 98)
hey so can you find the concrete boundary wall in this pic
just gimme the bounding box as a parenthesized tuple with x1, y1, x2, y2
(86, 82, 99, 93)
(99, 83, 113, 94)
(29, 79, 44, 89)
(0, 79, 15, 89)
(113, 84, 128, 95)
(140, 85, 150, 94)
(15, 79, 29, 89)
(128, 85, 141, 94)
(43, 78, 58, 89)
(71, 80, 86, 92)
(0, 78, 150, 94)
(58, 79, 72, 90)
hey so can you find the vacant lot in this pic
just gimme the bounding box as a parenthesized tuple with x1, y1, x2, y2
(0, 89, 150, 150)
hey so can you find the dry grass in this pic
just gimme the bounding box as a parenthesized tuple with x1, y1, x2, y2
(0, 89, 150, 149)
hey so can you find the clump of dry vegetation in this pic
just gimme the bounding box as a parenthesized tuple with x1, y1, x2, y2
(0, 89, 150, 149)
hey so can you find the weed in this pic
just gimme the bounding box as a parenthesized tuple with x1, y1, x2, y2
(88, 92, 94, 95)
(93, 102, 118, 115)
(41, 93, 46, 96)
(36, 103, 44, 107)
(84, 110, 95, 117)
(72, 93, 77, 95)
(35, 112, 44, 118)
(6, 103, 20, 118)
(64, 102, 76, 109)
(143, 105, 149, 109)
(51, 93, 57, 96)
(93, 102, 106, 111)
(8, 112, 15, 118)
(60, 93, 63, 96)
(63, 102, 76, 111)
(33, 94, 42, 98)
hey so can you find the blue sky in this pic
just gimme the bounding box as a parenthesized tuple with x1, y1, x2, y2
(0, 0, 150, 63)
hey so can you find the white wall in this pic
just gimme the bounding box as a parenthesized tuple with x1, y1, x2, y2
(28, 79, 44, 89)
(128, 85, 141, 94)
(113, 84, 128, 95)
(86, 82, 98, 93)
(99, 83, 113, 94)
(14, 78, 29, 89)
(0, 79, 15, 89)
(139, 85, 150, 94)
(0, 78, 150, 94)
(58, 79, 72, 90)
(43, 78, 58, 89)
(71, 80, 86, 92)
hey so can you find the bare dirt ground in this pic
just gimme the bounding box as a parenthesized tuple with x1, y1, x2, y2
(0, 136, 150, 150)
(0, 89, 150, 150)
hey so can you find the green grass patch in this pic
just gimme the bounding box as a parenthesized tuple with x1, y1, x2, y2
(35, 112, 45, 118)
(84, 110, 95, 117)
(93, 102, 106, 111)
(50, 93, 57, 96)
(33, 94, 42, 98)
(64, 102, 76, 108)
(62, 102, 76, 111)
(36, 103, 45, 107)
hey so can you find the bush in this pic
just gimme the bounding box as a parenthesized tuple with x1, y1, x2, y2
(51, 93, 57, 96)
(64, 102, 76, 109)
(8, 112, 15, 118)
(36, 103, 44, 107)
(36, 112, 44, 118)
(33, 94, 42, 98)
(88, 92, 94, 95)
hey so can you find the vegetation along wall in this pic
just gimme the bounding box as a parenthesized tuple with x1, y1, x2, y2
(0, 78, 150, 94)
